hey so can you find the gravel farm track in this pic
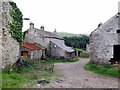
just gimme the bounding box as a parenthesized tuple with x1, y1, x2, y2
(35, 58, 119, 88)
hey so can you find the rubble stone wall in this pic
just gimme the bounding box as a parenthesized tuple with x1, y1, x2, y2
(0, 1, 20, 69)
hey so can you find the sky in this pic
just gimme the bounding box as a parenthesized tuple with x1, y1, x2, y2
(12, 0, 119, 34)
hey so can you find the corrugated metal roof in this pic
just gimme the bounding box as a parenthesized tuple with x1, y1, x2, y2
(22, 42, 42, 50)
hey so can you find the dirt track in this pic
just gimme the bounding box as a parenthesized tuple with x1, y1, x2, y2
(36, 58, 119, 88)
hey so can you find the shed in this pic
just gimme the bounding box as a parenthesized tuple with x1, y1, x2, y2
(49, 40, 75, 59)
(21, 42, 43, 59)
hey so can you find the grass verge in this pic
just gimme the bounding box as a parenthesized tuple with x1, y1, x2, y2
(2, 59, 58, 88)
(84, 62, 120, 78)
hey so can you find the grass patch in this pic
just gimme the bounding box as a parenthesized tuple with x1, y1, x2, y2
(84, 62, 120, 78)
(0, 71, 2, 89)
(2, 59, 56, 88)
(44, 57, 79, 63)
(2, 72, 35, 88)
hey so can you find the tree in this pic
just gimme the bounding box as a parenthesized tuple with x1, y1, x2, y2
(63, 35, 89, 50)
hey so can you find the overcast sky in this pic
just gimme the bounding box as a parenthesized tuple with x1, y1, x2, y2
(12, 0, 119, 34)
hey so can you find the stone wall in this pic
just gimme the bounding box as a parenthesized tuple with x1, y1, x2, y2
(0, 1, 2, 69)
(32, 50, 42, 59)
(0, 1, 20, 69)
(90, 14, 118, 65)
(49, 41, 66, 58)
(80, 52, 90, 57)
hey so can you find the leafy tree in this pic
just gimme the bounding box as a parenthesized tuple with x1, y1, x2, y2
(64, 35, 89, 50)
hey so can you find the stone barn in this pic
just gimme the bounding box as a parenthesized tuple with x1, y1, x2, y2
(21, 42, 44, 59)
(90, 13, 120, 65)
(24, 23, 75, 59)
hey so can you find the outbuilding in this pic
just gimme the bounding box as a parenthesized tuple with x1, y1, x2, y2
(21, 42, 44, 59)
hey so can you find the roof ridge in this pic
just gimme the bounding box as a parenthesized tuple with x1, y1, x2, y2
(34, 28, 64, 39)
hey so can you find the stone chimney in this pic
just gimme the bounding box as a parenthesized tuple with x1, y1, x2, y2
(54, 29, 57, 32)
(29, 22, 34, 29)
(54, 29, 57, 34)
(98, 22, 102, 28)
(40, 25, 44, 31)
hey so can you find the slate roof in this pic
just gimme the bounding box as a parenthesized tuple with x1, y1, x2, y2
(51, 40, 75, 53)
(22, 42, 42, 50)
(91, 13, 119, 36)
(25, 28, 64, 40)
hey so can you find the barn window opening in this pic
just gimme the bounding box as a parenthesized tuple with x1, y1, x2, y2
(113, 45, 120, 60)
(117, 29, 120, 33)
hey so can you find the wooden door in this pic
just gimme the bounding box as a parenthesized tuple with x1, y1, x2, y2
(21, 51, 29, 57)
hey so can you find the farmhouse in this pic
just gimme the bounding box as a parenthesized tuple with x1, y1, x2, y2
(24, 23, 75, 59)
(90, 13, 120, 65)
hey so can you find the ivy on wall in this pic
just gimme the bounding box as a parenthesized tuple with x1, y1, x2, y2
(9, 1, 23, 43)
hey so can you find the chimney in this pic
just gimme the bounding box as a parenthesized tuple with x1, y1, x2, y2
(30, 22, 34, 29)
(40, 25, 44, 31)
(98, 22, 102, 28)
(54, 29, 57, 33)
(54, 29, 57, 34)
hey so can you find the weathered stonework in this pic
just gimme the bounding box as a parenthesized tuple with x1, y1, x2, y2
(90, 14, 119, 65)
(0, 1, 20, 69)
(0, 1, 2, 69)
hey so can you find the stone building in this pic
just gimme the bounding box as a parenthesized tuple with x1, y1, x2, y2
(49, 40, 75, 59)
(21, 42, 44, 59)
(90, 13, 120, 65)
(24, 23, 75, 59)
(0, 1, 20, 69)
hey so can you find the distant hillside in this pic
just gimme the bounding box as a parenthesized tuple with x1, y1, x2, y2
(57, 32, 82, 37)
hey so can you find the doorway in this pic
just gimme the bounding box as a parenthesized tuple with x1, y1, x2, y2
(113, 45, 120, 59)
